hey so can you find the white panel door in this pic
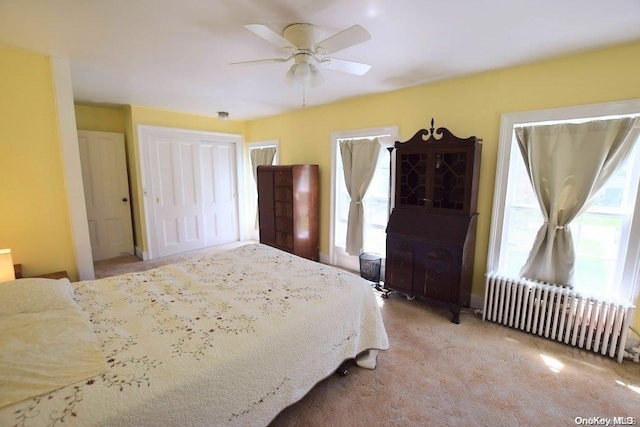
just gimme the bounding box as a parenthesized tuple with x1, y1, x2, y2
(150, 135, 205, 257)
(201, 141, 238, 246)
(78, 130, 134, 261)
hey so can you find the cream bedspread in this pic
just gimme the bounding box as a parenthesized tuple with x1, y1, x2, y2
(0, 243, 389, 427)
(0, 310, 107, 408)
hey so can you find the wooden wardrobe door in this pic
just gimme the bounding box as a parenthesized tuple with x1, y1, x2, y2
(257, 169, 276, 246)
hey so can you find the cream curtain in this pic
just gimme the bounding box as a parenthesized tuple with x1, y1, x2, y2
(250, 146, 277, 229)
(515, 117, 639, 287)
(340, 138, 381, 255)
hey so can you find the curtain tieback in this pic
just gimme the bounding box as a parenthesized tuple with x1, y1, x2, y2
(544, 221, 565, 230)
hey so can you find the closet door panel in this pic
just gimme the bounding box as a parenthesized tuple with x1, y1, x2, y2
(201, 141, 238, 246)
(150, 137, 204, 257)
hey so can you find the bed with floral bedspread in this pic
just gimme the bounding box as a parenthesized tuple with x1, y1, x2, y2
(0, 243, 389, 427)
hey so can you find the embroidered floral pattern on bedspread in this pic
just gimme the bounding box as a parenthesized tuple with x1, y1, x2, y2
(6, 244, 366, 427)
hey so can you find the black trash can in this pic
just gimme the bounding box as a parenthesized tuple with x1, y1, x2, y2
(359, 252, 381, 286)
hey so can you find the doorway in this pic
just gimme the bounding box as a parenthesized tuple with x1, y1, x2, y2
(77, 130, 134, 262)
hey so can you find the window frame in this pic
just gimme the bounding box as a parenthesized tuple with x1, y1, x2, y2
(487, 100, 640, 303)
(247, 140, 279, 239)
(247, 140, 279, 165)
(329, 125, 398, 270)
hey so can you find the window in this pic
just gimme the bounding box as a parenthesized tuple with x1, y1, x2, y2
(335, 140, 390, 254)
(247, 141, 278, 239)
(330, 126, 398, 271)
(488, 101, 640, 303)
(248, 141, 279, 165)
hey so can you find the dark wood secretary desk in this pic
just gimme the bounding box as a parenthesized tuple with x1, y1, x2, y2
(384, 119, 482, 323)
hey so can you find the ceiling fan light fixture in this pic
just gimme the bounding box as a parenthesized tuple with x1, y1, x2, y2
(309, 64, 324, 87)
(294, 60, 311, 83)
(233, 23, 372, 90)
(284, 64, 296, 86)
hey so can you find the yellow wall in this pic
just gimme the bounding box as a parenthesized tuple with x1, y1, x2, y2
(246, 41, 640, 328)
(74, 104, 126, 134)
(0, 46, 77, 278)
(3, 40, 639, 330)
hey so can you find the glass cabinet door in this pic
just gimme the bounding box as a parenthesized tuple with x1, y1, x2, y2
(398, 151, 428, 208)
(395, 146, 471, 214)
(430, 149, 468, 212)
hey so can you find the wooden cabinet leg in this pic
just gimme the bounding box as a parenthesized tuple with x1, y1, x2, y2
(451, 310, 460, 324)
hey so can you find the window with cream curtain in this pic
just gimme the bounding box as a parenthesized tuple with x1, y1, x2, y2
(335, 139, 390, 256)
(490, 110, 640, 304)
(331, 126, 397, 272)
(248, 142, 278, 239)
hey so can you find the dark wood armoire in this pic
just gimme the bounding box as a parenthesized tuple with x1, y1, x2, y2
(384, 120, 482, 323)
(257, 164, 319, 261)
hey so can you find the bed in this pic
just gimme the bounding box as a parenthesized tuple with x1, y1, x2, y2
(0, 243, 389, 426)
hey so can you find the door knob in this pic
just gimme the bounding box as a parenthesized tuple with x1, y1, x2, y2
(122, 197, 128, 202)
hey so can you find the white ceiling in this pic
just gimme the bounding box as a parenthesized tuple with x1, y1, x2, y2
(1, 0, 639, 120)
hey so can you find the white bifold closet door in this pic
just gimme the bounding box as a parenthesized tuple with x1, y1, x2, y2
(147, 131, 239, 258)
(201, 141, 238, 246)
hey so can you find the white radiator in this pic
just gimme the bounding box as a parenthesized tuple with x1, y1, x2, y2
(483, 273, 634, 363)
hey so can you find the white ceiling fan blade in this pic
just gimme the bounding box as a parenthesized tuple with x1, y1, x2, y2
(320, 58, 371, 75)
(230, 57, 291, 66)
(314, 25, 371, 55)
(244, 24, 297, 51)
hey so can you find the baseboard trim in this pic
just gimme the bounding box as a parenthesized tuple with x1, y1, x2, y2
(319, 252, 330, 265)
(470, 294, 484, 311)
(134, 246, 147, 261)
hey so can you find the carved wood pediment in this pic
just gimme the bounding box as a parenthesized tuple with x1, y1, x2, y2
(394, 118, 481, 148)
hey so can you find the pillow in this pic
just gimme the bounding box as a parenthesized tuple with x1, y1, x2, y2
(0, 309, 107, 408)
(0, 278, 79, 317)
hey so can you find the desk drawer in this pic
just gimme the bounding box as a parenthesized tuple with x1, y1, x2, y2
(275, 216, 293, 233)
(276, 232, 294, 249)
(275, 201, 293, 217)
(274, 187, 293, 202)
(387, 268, 413, 293)
(274, 170, 293, 186)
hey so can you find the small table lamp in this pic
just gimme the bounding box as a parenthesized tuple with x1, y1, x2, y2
(0, 249, 16, 282)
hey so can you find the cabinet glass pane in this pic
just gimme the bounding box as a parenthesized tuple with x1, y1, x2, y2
(432, 152, 467, 210)
(399, 153, 427, 206)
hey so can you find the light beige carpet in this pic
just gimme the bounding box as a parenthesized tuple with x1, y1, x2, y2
(93, 241, 252, 278)
(94, 243, 640, 426)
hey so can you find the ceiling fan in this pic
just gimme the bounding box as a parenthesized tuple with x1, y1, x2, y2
(231, 23, 372, 87)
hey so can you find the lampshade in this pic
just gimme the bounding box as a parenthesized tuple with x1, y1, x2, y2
(309, 64, 325, 88)
(0, 249, 15, 282)
(285, 61, 325, 88)
(294, 61, 310, 83)
(284, 64, 296, 86)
